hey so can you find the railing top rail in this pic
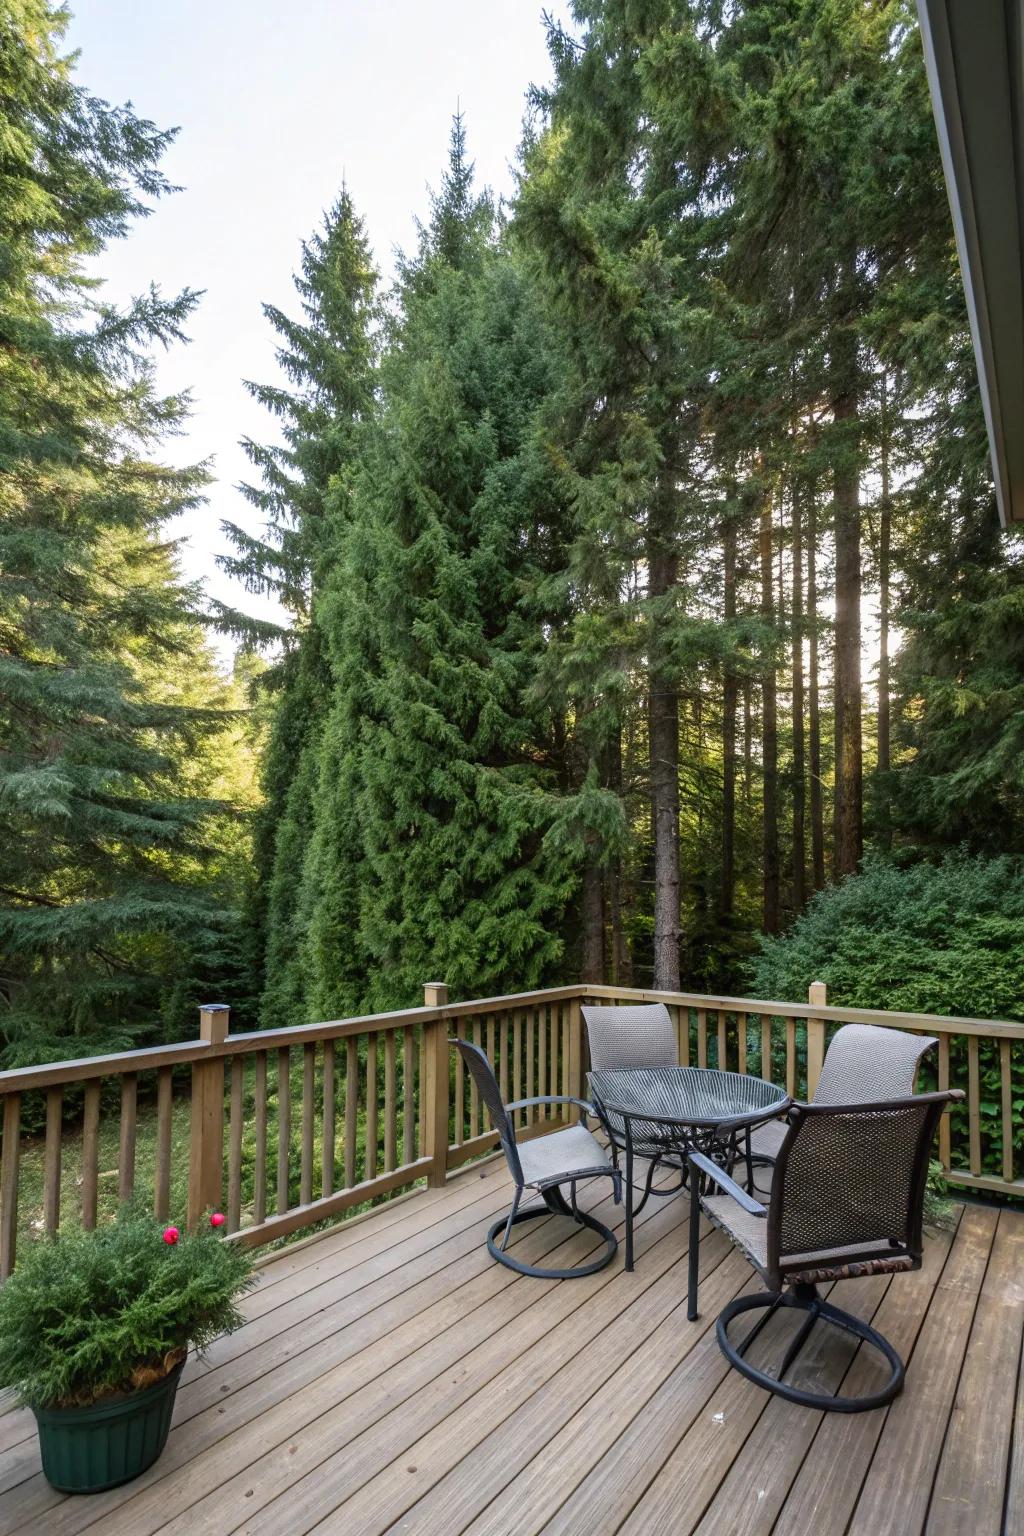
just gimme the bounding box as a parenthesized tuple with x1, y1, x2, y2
(580, 983, 1024, 1040)
(1, 979, 1020, 1095)
(0, 984, 588, 1095)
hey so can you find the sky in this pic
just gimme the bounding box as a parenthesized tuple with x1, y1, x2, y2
(65, 1, 567, 664)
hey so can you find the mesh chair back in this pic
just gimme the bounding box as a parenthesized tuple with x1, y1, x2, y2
(451, 1038, 523, 1184)
(767, 1092, 951, 1283)
(582, 1003, 678, 1072)
(814, 1023, 938, 1105)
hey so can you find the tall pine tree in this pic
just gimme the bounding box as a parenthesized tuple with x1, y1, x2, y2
(0, 0, 245, 1062)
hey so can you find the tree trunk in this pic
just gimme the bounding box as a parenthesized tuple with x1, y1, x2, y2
(720, 511, 737, 920)
(807, 492, 826, 890)
(791, 479, 807, 910)
(878, 372, 891, 777)
(832, 326, 863, 880)
(581, 852, 604, 983)
(743, 678, 752, 807)
(648, 514, 681, 991)
(759, 484, 780, 934)
(606, 725, 632, 984)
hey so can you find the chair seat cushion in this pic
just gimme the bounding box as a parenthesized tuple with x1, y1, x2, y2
(701, 1195, 916, 1285)
(748, 1117, 788, 1161)
(518, 1123, 613, 1189)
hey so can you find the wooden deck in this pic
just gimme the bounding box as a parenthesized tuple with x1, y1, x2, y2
(0, 1157, 1021, 1536)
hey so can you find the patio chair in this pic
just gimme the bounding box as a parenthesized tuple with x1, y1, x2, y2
(581, 1003, 689, 1207)
(451, 1038, 622, 1279)
(686, 1088, 962, 1412)
(749, 1022, 938, 1177)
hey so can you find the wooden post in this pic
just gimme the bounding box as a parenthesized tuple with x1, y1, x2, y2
(423, 983, 450, 1188)
(188, 1004, 229, 1227)
(807, 981, 827, 1100)
(566, 995, 584, 1119)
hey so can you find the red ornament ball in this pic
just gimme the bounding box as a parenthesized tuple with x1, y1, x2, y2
(210, 1212, 226, 1228)
(162, 1226, 180, 1245)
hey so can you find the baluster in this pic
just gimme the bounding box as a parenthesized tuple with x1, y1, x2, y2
(538, 1006, 548, 1118)
(154, 1067, 173, 1222)
(43, 1088, 62, 1235)
(453, 1029, 464, 1148)
(785, 1018, 796, 1098)
(498, 1014, 509, 1106)
(697, 1009, 708, 1068)
(760, 1017, 771, 1081)
(276, 1046, 291, 1214)
(513, 1010, 523, 1126)
(717, 1012, 728, 1072)
(345, 1037, 358, 1187)
(525, 1010, 535, 1124)
(323, 1040, 336, 1198)
(301, 1043, 315, 1206)
(1000, 1039, 1014, 1184)
(366, 1033, 378, 1181)
(82, 1080, 101, 1230)
(937, 1035, 951, 1172)
(967, 1036, 981, 1175)
(737, 1013, 747, 1074)
(227, 1057, 244, 1232)
(253, 1052, 268, 1225)
(384, 1029, 397, 1172)
(118, 1074, 137, 1201)
(0, 1095, 21, 1279)
(403, 1030, 415, 1165)
(469, 1019, 481, 1139)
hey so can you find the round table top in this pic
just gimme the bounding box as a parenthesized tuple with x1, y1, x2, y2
(587, 1065, 788, 1130)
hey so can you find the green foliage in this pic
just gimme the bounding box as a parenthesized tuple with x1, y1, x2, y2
(0, 1204, 255, 1410)
(883, 536, 1024, 852)
(749, 853, 1024, 1022)
(749, 854, 1024, 1178)
(302, 119, 578, 1014)
(218, 189, 379, 1030)
(0, 1, 252, 1063)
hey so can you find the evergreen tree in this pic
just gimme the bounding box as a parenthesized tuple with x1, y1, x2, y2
(0, 0, 245, 1062)
(304, 119, 577, 1012)
(219, 190, 378, 1028)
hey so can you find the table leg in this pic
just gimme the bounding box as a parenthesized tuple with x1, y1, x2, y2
(625, 1124, 634, 1271)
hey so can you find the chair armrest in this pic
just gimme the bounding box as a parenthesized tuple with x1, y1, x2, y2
(505, 1094, 596, 1114)
(687, 1151, 767, 1217)
(505, 1095, 597, 1119)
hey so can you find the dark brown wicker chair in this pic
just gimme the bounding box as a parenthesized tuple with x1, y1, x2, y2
(451, 1038, 622, 1279)
(749, 1022, 939, 1175)
(687, 1088, 962, 1412)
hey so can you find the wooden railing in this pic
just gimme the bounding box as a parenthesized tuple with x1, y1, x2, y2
(0, 979, 1019, 1276)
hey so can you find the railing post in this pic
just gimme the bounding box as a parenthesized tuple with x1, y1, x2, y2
(188, 1003, 229, 1227)
(807, 981, 827, 1100)
(566, 994, 584, 1116)
(423, 983, 450, 1188)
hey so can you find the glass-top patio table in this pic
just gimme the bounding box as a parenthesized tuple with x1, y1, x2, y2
(587, 1066, 790, 1270)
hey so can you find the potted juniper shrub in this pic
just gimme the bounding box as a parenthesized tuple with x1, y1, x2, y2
(0, 1203, 254, 1494)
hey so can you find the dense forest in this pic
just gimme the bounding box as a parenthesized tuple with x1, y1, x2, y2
(3, 0, 1023, 1070)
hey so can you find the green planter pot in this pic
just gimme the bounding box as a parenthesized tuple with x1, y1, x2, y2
(33, 1359, 184, 1494)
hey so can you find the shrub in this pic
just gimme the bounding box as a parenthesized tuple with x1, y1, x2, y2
(0, 1204, 255, 1410)
(748, 852, 1024, 1181)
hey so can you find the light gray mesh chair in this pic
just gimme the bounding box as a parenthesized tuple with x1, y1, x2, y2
(687, 1088, 962, 1412)
(452, 1038, 622, 1279)
(582, 1002, 686, 1212)
(750, 1023, 939, 1173)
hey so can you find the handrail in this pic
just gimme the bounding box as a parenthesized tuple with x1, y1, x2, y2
(0, 977, 1018, 1280)
(579, 984, 1024, 1040)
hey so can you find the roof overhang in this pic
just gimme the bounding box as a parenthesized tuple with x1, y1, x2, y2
(917, 0, 1024, 526)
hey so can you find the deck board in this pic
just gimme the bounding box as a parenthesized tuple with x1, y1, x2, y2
(0, 1167, 1019, 1536)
